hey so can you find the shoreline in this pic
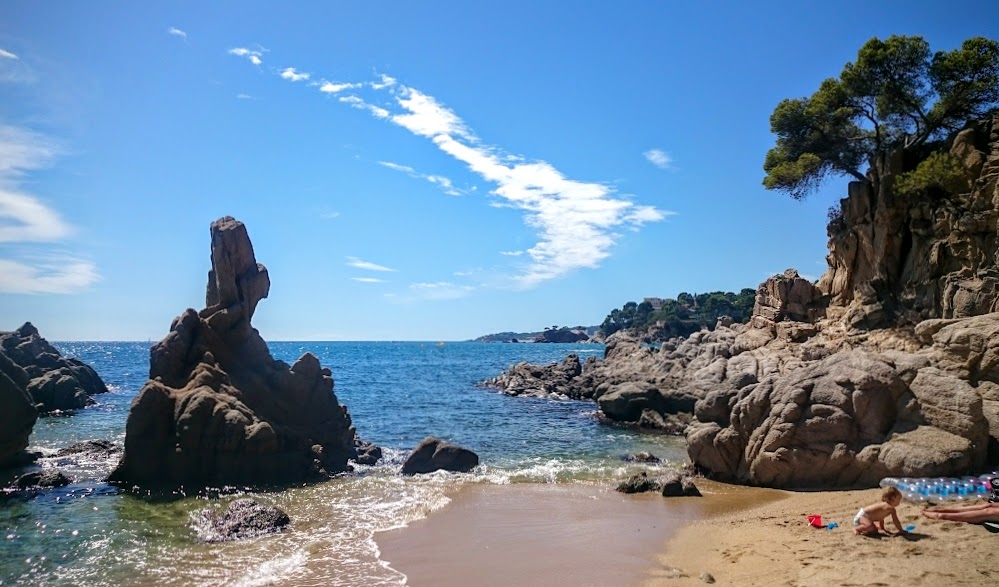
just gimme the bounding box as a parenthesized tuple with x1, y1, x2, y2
(374, 480, 787, 586)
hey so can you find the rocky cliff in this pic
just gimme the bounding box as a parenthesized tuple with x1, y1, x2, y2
(487, 116, 999, 488)
(110, 217, 369, 488)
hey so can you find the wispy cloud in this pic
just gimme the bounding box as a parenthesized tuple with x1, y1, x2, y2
(167, 27, 187, 40)
(0, 125, 99, 294)
(0, 48, 33, 84)
(229, 47, 264, 65)
(280, 67, 309, 82)
(339, 95, 389, 118)
(644, 149, 673, 170)
(234, 57, 670, 288)
(320, 211, 340, 219)
(236, 93, 255, 100)
(0, 256, 99, 294)
(319, 81, 359, 94)
(346, 256, 396, 272)
(499, 250, 524, 256)
(378, 160, 465, 196)
(351, 276, 386, 283)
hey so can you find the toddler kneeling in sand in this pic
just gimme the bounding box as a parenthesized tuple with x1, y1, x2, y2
(854, 486, 905, 536)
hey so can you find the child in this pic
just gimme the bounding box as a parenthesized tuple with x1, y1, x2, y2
(854, 486, 906, 536)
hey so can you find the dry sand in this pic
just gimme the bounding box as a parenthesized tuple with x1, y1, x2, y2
(650, 486, 999, 587)
(378, 481, 998, 587)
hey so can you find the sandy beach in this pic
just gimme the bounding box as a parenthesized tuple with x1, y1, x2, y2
(652, 486, 998, 587)
(377, 480, 998, 587)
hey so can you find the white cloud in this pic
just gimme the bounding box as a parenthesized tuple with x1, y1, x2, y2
(0, 126, 71, 242)
(0, 49, 18, 60)
(0, 257, 99, 294)
(644, 149, 673, 170)
(346, 256, 396, 272)
(229, 47, 264, 65)
(351, 276, 386, 283)
(280, 67, 310, 82)
(378, 161, 464, 196)
(499, 250, 524, 256)
(167, 27, 187, 40)
(320, 211, 340, 219)
(0, 125, 96, 295)
(391, 87, 471, 140)
(319, 81, 359, 94)
(236, 93, 255, 100)
(234, 63, 668, 288)
(339, 95, 389, 118)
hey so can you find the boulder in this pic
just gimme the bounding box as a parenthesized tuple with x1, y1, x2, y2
(0, 323, 109, 412)
(54, 440, 121, 460)
(661, 473, 701, 497)
(0, 351, 37, 468)
(401, 436, 478, 475)
(616, 472, 662, 494)
(192, 499, 290, 542)
(109, 217, 375, 488)
(11, 470, 71, 489)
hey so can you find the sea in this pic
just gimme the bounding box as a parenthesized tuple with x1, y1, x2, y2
(0, 341, 688, 586)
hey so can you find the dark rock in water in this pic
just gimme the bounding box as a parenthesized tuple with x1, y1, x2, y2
(109, 217, 375, 489)
(192, 499, 290, 542)
(616, 472, 662, 494)
(12, 470, 72, 489)
(661, 473, 701, 498)
(55, 440, 121, 460)
(401, 436, 478, 475)
(0, 350, 37, 468)
(621, 452, 661, 463)
(353, 440, 383, 466)
(0, 322, 109, 413)
(482, 354, 596, 399)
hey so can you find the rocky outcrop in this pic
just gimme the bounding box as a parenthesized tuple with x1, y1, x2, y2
(401, 436, 479, 475)
(192, 499, 290, 542)
(487, 117, 999, 488)
(481, 354, 594, 399)
(0, 322, 109, 412)
(10, 470, 72, 489)
(0, 350, 37, 468)
(109, 217, 371, 488)
(820, 116, 999, 329)
(615, 471, 701, 497)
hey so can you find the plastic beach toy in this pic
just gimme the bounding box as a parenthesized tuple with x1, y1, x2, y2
(807, 514, 823, 528)
(827, 522, 839, 530)
(904, 525, 916, 532)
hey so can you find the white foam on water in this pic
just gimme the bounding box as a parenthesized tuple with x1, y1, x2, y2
(231, 551, 308, 587)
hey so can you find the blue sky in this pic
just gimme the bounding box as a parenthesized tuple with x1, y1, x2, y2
(1, 1, 995, 341)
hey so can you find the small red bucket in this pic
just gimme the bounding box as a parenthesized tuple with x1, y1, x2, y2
(807, 514, 823, 528)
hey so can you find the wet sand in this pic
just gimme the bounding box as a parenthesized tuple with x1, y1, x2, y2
(376, 481, 784, 586)
(651, 488, 998, 586)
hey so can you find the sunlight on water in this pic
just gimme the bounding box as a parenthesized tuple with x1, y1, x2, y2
(1, 342, 689, 586)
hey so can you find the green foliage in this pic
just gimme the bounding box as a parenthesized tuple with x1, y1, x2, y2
(599, 289, 757, 339)
(894, 151, 969, 197)
(764, 35, 999, 200)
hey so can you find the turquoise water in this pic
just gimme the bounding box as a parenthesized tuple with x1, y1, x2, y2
(1, 342, 687, 586)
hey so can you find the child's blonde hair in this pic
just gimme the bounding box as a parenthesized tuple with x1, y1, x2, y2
(881, 486, 902, 503)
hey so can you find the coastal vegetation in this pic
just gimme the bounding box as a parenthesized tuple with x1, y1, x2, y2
(763, 35, 999, 200)
(598, 289, 756, 339)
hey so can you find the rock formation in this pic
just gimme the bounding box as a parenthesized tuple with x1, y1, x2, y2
(487, 116, 999, 488)
(109, 216, 371, 488)
(0, 322, 109, 412)
(191, 499, 290, 542)
(0, 350, 37, 468)
(401, 436, 479, 475)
